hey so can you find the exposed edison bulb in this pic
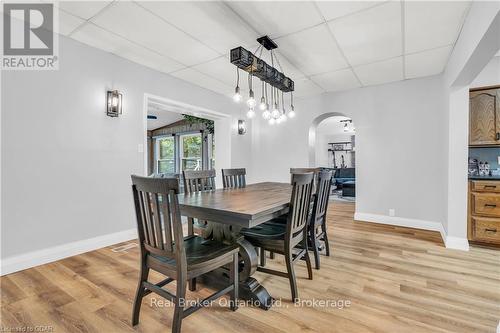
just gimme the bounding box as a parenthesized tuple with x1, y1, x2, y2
(271, 105, 280, 119)
(262, 109, 271, 120)
(280, 113, 287, 122)
(269, 118, 276, 125)
(247, 89, 255, 108)
(276, 116, 282, 124)
(288, 109, 296, 118)
(259, 96, 266, 110)
(233, 86, 241, 102)
(246, 108, 255, 119)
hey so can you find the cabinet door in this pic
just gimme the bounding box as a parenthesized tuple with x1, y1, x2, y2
(469, 91, 497, 145)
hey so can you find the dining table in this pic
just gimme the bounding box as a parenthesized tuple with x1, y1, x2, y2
(177, 182, 292, 309)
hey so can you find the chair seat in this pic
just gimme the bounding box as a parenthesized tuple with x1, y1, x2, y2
(148, 236, 239, 276)
(240, 222, 286, 240)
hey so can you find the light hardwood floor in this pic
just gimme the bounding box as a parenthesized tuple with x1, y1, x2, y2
(1, 202, 499, 333)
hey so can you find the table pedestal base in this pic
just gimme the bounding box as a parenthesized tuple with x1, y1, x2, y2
(197, 237, 273, 310)
(198, 272, 273, 310)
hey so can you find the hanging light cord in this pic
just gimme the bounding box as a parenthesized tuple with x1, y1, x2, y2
(235, 67, 239, 87)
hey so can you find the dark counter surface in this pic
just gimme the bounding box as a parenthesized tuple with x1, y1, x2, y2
(469, 175, 500, 180)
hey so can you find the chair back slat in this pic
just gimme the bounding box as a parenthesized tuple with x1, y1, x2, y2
(183, 170, 216, 194)
(313, 170, 333, 224)
(286, 173, 314, 243)
(222, 168, 246, 189)
(131, 175, 184, 261)
(290, 168, 320, 193)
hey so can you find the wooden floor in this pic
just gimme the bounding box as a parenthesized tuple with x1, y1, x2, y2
(2, 202, 499, 333)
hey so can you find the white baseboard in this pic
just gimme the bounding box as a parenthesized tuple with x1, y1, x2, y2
(0, 228, 137, 276)
(354, 212, 469, 251)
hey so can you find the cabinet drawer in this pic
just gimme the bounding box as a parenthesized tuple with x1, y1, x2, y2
(471, 181, 500, 193)
(472, 193, 500, 216)
(471, 217, 500, 243)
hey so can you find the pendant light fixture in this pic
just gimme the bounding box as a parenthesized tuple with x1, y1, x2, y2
(231, 35, 296, 125)
(233, 68, 241, 103)
(288, 92, 295, 118)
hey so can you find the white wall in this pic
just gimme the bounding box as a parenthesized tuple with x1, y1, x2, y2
(443, 2, 499, 249)
(471, 56, 500, 88)
(1, 36, 249, 267)
(250, 75, 448, 226)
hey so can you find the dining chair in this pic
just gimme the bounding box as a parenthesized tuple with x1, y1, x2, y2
(240, 173, 314, 302)
(265, 168, 320, 262)
(308, 170, 333, 269)
(131, 175, 239, 333)
(182, 169, 216, 236)
(222, 168, 246, 189)
(182, 169, 217, 290)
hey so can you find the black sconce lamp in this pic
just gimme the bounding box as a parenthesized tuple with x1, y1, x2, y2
(107, 90, 122, 117)
(238, 119, 246, 135)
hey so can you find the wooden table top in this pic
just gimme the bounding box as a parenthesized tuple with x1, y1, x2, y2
(178, 182, 292, 228)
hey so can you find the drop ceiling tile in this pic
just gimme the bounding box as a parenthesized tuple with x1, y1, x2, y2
(310, 68, 361, 92)
(192, 56, 235, 87)
(329, 1, 402, 66)
(293, 77, 324, 98)
(90, 1, 220, 66)
(170, 68, 233, 96)
(353, 57, 403, 86)
(55, 1, 112, 20)
(71, 23, 184, 73)
(227, 1, 323, 38)
(316, 1, 386, 21)
(405, 1, 470, 53)
(138, 2, 257, 54)
(258, 50, 306, 79)
(58, 10, 85, 36)
(275, 24, 348, 76)
(405, 45, 452, 79)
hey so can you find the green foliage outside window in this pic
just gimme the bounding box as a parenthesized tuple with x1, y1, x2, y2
(182, 114, 214, 134)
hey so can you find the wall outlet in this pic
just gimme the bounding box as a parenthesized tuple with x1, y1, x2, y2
(389, 209, 396, 217)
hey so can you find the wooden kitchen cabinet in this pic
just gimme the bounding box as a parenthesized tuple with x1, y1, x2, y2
(469, 87, 500, 146)
(468, 180, 500, 246)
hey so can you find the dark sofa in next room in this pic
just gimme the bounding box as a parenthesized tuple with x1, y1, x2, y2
(333, 168, 355, 197)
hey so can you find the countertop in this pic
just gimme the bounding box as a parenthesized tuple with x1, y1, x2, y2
(468, 175, 500, 180)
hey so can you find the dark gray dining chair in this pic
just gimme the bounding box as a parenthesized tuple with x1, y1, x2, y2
(240, 172, 314, 302)
(131, 175, 239, 333)
(222, 168, 246, 189)
(308, 170, 333, 269)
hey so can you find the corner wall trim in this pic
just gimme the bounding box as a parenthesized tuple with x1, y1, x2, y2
(0, 228, 137, 276)
(444, 236, 470, 251)
(354, 212, 469, 251)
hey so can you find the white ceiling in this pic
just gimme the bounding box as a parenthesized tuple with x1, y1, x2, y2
(316, 116, 353, 135)
(147, 101, 184, 130)
(52, 1, 471, 98)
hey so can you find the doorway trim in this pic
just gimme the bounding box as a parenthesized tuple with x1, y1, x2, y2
(142, 93, 230, 175)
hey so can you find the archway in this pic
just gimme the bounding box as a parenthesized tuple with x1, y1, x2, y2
(309, 112, 357, 201)
(308, 112, 354, 167)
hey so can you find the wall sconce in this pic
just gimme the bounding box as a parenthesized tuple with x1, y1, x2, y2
(238, 119, 246, 135)
(107, 90, 122, 117)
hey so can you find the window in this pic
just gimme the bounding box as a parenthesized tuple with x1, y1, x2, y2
(152, 130, 214, 175)
(156, 136, 174, 174)
(180, 133, 202, 171)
